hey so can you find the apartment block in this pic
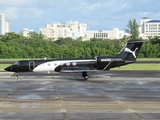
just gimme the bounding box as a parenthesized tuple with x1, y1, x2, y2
(139, 17, 160, 39)
(40, 21, 87, 40)
(0, 14, 10, 35)
(20, 28, 34, 38)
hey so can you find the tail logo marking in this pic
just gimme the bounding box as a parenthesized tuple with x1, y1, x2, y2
(124, 47, 138, 58)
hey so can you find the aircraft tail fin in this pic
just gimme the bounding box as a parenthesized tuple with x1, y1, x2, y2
(117, 40, 147, 61)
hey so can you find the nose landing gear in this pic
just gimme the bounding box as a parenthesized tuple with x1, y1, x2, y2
(82, 72, 89, 80)
(13, 73, 19, 79)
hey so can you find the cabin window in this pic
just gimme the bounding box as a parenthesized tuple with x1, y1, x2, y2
(66, 62, 70, 66)
(72, 62, 77, 66)
(54, 63, 57, 66)
(13, 61, 20, 65)
(48, 63, 51, 66)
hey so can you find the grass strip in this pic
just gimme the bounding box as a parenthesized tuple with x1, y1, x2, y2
(111, 64, 160, 70)
(0, 64, 11, 71)
(0, 63, 160, 71)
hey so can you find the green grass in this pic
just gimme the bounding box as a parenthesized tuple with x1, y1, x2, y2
(137, 58, 160, 61)
(0, 58, 36, 61)
(111, 64, 160, 70)
(0, 64, 10, 71)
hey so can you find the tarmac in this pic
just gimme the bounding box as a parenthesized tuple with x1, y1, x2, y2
(0, 70, 159, 120)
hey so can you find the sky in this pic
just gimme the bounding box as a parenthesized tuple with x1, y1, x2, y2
(0, 0, 160, 33)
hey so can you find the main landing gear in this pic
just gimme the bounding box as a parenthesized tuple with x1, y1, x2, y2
(14, 73, 19, 79)
(82, 72, 89, 80)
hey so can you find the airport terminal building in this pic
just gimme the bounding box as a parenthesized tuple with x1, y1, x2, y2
(85, 28, 124, 40)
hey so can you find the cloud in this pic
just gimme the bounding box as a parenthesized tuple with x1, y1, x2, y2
(82, 3, 101, 10)
(30, 8, 45, 18)
(0, 0, 48, 19)
(103, 0, 127, 11)
(0, 0, 37, 7)
(0, 0, 159, 33)
(122, 3, 127, 9)
(15, 8, 45, 20)
(0, 7, 18, 19)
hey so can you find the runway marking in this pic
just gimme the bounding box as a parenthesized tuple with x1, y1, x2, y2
(55, 83, 68, 120)
(106, 94, 145, 119)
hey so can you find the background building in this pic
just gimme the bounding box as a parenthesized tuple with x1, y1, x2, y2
(139, 17, 160, 39)
(20, 28, 34, 38)
(0, 14, 10, 35)
(85, 28, 124, 40)
(40, 21, 87, 40)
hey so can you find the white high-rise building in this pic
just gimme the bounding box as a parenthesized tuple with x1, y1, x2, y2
(0, 14, 10, 35)
(40, 21, 87, 40)
(139, 17, 160, 39)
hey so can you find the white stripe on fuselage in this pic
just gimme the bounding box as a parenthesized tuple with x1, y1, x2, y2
(33, 59, 96, 72)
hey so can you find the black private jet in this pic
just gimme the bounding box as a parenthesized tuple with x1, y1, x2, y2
(5, 40, 147, 80)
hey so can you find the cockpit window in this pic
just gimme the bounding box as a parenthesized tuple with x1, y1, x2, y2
(13, 61, 20, 65)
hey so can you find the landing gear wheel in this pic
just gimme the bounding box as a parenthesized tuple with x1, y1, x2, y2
(84, 75, 89, 80)
(14, 73, 19, 79)
(15, 75, 18, 79)
(82, 72, 89, 80)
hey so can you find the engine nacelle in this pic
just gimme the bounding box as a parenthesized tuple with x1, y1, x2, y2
(96, 57, 112, 63)
(95, 57, 112, 69)
(95, 56, 124, 70)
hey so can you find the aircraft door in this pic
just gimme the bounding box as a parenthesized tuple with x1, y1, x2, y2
(29, 61, 35, 71)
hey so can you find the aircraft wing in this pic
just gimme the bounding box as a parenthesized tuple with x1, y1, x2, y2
(60, 70, 102, 73)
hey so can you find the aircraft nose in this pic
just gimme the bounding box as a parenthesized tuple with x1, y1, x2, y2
(4, 66, 12, 71)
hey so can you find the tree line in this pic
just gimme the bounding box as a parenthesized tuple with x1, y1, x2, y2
(0, 32, 159, 58)
(0, 19, 160, 59)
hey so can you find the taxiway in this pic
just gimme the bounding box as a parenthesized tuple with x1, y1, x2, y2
(0, 70, 159, 120)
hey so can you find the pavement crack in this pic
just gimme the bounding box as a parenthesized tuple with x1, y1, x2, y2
(0, 90, 12, 103)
